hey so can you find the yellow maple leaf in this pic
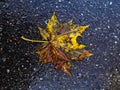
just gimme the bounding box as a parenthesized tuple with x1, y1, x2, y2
(21, 12, 93, 76)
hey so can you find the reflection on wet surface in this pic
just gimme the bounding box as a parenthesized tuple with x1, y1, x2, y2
(1, 0, 120, 90)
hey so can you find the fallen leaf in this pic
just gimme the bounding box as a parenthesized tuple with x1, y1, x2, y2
(21, 12, 93, 76)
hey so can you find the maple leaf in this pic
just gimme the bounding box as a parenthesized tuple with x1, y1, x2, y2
(21, 12, 93, 76)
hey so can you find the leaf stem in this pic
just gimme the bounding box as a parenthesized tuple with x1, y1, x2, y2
(21, 36, 47, 43)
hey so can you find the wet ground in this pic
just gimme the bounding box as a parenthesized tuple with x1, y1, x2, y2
(1, 0, 120, 90)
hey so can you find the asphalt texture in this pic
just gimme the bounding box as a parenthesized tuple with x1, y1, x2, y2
(1, 0, 120, 90)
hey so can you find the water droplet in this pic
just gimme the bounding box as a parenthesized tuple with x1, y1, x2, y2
(7, 69, 10, 73)
(114, 41, 117, 44)
(109, 2, 112, 5)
